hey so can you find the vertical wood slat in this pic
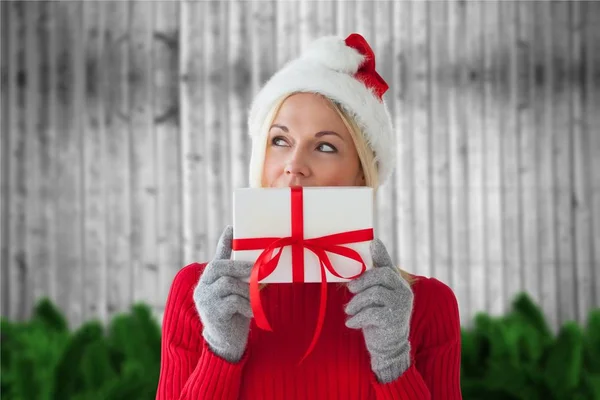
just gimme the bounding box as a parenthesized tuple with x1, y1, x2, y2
(154, 1, 181, 306)
(429, 0, 451, 286)
(179, 0, 193, 266)
(483, 0, 504, 316)
(334, 0, 347, 37)
(4, 1, 27, 320)
(336, 0, 356, 38)
(204, 1, 226, 256)
(179, 0, 207, 267)
(448, 0, 470, 324)
(394, 1, 415, 277)
(0, 1, 8, 318)
(247, 0, 276, 232)
(299, 0, 318, 49)
(25, 1, 43, 316)
(220, 3, 232, 227)
(570, 1, 593, 321)
(499, 0, 523, 309)
(74, 0, 86, 325)
(354, 1, 374, 49)
(411, 0, 431, 279)
(0, 2, 7, 316)
(518, 0, 540, 306)
(53, 1, 84, 327)
(584, 1, 600, 308)
(104, 2, 131, 318)
(536, 1, 559, 330)
(317, 0, 336, 37)
(373, 1, 395, 260)
(466, 0, 486, 317)
(250, 1, 276, 94)
(45, 1, 59, 312)
(82, 1, 107, 323)
(129, 2, 158, 307)
(192, 1, 209, 262)
(275, 0, 298, 68)
(228, 0, 251, 193)
(552, 0, 577, 324)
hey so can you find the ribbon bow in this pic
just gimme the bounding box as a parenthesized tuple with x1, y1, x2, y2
(232, 187, 373, 362)
(345, 33, 389, 100)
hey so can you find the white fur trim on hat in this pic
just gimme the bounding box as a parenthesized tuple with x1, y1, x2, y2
(247, 35, 396, 188)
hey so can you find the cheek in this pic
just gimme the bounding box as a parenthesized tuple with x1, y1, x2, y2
(261, 151, 284, 181)
(319, 158, 362, 184)
(263, 162, 278, 178)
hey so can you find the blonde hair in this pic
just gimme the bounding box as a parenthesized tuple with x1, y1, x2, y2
(256, 93, 415, 286)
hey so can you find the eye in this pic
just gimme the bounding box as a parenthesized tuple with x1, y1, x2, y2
(317, 143, 337, 153)
(271, 136, 289, 147)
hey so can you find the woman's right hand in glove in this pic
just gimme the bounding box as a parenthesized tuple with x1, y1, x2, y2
(193, 225, 254, 363)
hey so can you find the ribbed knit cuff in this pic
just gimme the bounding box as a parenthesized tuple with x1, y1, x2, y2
(373, 351, 411, 384)
(183, 341, 249, 399)
(371, 364, 431, 400)
(205, 339, 248, 364)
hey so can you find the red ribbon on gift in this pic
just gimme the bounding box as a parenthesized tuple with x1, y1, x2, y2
(232, 186, 373, 362)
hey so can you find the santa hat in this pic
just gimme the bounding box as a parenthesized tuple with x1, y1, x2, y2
(247, 33, 396, 187)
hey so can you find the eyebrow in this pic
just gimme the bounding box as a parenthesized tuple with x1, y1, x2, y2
(270, 124, 344, 140)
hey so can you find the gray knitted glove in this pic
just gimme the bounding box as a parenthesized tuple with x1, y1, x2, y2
(193, 225, 253, 363)
(344, 239, 414, 383)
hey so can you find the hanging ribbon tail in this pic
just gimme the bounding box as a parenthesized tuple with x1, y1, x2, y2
(299, 258, 329, 364)
(249, 246, 286, 332)
(250, 264, 272, 332)
(296, 244, 369, 363)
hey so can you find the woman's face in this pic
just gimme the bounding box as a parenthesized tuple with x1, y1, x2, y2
(261, 93, 365, 188)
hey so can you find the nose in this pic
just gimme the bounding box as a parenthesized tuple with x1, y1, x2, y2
(284, 149, 310, 178)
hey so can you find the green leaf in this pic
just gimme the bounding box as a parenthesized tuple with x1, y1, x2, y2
(106, 303, 161, 376)
(52, 320, 105, 399)
(511, 293, 553, 342)
(81, 339, 118, 391)
(581, 372, 600, 399)
(584, 309, 600, 374)
(31, 298, 69, 334)
(544, 322, 584, 398)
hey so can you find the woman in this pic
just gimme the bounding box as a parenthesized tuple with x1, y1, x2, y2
(156, 33, 461, 399)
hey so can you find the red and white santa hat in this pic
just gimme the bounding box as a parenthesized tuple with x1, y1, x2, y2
(247, 33, 396, 188)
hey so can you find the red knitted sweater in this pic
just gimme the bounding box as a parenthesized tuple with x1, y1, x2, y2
(156, 262, 462, 399)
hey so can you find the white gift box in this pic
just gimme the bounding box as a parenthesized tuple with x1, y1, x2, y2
(232, 186, 374, 283)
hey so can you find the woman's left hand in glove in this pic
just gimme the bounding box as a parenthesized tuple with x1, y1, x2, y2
(344, 238, 414, 383)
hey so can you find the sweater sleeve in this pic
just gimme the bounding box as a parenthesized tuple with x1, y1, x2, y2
(155, 263, 249, 400)
(370, 278, 462, 400)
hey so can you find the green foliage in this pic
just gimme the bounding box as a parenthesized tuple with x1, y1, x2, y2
(461, 293, 600, 400)
(1, 300, 161, 400)
(2, 293, 599, 399)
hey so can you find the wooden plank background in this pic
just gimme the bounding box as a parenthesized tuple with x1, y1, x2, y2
(1, 0, 599, 331)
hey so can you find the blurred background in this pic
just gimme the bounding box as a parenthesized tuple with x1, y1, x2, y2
(2, 0, 599, 334)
